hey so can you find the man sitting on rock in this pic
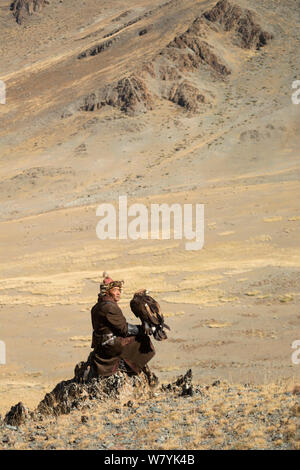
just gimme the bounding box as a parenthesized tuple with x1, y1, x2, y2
(88, 273, 156, 383)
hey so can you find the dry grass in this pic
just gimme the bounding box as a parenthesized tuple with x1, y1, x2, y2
(1, 380, 299, 450)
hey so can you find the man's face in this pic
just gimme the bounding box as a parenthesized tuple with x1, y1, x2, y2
(108, 287, 121, 302)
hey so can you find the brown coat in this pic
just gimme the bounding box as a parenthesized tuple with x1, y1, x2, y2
(90, 295, 155, 376)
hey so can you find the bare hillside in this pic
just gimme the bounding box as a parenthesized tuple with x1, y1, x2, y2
(0, 0, 299, 437)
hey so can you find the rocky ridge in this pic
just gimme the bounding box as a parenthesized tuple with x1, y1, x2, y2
(78, 0, 273, 116)
(1, 369, 299, 450)
(2, 360, 192, 426)
(204, 0, 273, 49)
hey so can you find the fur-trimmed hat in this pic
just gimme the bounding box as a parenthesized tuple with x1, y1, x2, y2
(100, 272, 124, 296)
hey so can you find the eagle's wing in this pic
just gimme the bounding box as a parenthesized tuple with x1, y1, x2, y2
(129, 296, 143, 319)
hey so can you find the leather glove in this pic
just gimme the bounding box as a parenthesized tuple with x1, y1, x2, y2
(127, 323, 142, 336)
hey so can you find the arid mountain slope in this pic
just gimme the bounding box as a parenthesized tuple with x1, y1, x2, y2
(0, 0, 299, 416)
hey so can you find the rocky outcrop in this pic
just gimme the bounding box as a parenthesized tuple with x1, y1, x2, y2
(204, 0, 273, 49)
(77, 0, 273, 116)
(169, 81, 206, 112)
(161, 368, 194, 396)
(105, 76, 154, 114)
(80, 75, 154, 115)
(2, 374, 297, 450)
(10, 0, 50, 24)
(163, 36, 230, 77)
(4, 402, 31, 426)
(3, 367, 198, 427)
(3, 356, 158, 424)
(78, 37, 120, 59)
(36, 371, 151, 417)
(162, 13, 230, 78)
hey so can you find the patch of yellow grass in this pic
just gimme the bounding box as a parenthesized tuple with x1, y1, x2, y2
(128, 242, 180, 255)
(207, 322, 232, 328)
(218, 231, 235, 236)
(263, 216, 283, 222)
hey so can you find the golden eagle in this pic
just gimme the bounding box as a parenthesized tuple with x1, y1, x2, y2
(130, 289, 170, 341)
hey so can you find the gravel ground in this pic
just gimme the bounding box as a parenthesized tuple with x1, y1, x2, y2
(1, 375, 299, 450)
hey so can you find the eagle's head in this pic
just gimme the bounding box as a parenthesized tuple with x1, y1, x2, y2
(134, 289, 149, 297)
